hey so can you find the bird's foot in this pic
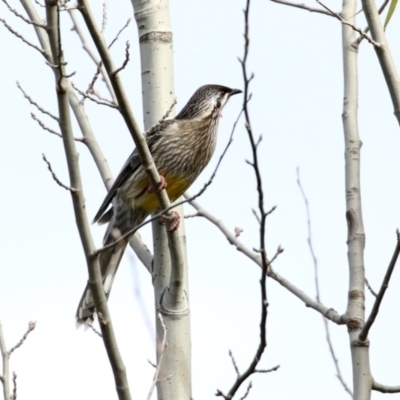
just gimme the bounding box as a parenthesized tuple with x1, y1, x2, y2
(146, 175, 167, 193)
(159, 211, 180, 231)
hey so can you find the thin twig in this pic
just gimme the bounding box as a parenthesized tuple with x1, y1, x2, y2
(146, 313, 168, 400)
(31, 112, 83, 141)
(297, 169, 353, 397)
(364, 277, 377, 297)
(0, 18, 46, 55)
(101, 0, 107, 33)
(255, 365, 280, 373)
(359, 230, 400, 341)
(42, 154, 77, 192)
(239, 381, 252, 400)
(270, 0, 333, 15)
(31, 113, 62, 138)
(108, 18, 131, 49)
(229, 350, 240, 377)
(0, 320, 10, 400)
(71, 81, 118, 109)
(17, 82, 59, 121)
(67, 8, 116, 102)
(1, 0, 46, 27)
(112, 41, 130, 77)
(90, 325, 103, 338)
(217, 2, 276, 397)
(8, 321, 36, 356)
(11, 372, 17, 400)
(315, 0, 380, 47)
(186, 196, 344, 324)
(354, 0, 390, 46)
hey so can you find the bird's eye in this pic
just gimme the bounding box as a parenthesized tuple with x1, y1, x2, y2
(219, 91, 226, 98)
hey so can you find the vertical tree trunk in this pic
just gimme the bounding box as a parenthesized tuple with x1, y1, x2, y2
(131, 1, 192, 399)
(341, 1, 372, 398)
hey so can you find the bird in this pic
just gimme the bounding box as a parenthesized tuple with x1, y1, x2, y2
(76, 84, 242, 324)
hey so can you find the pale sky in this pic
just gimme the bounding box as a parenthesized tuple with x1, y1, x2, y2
(1, 1, 400, 399)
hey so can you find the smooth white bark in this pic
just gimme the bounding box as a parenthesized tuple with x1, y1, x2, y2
(342, 1, 372, 398)
(132, 1, 191, 399)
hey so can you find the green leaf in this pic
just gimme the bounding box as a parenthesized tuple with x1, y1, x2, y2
(384, 0, 398, 30)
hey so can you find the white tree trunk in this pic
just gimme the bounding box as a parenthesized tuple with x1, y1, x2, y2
(342, 1, 371, 398)
(131, 1, 192, 399)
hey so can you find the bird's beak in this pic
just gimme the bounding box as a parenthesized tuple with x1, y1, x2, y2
(229, 89, 242, 96)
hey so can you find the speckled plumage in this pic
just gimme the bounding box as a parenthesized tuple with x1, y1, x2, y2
(76, 84, 241, 324)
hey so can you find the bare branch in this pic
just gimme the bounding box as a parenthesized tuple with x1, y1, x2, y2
(67, 8, 116, 102)
(8, 321, 36, 356)
(270, 0, 333, 15)
(188, 196, 344, 323)
(255, 365, 280, 373)
(90, 325, 103, 338)
(18, 0, 152, 274)
(31, 113, 61, 137)
(31, 112, 84, 142)
(0, 320, 10, 400)
(108, 18, 131, 49)
(111, 41, 130, 77)
(359, 230, 400, 341)
(0, 18, 46, 55)
(373, 381, 400, 393)
(364, 277, 377, 297)
(229, 350, 240, 377)
(297, 169, 352, 397)
(360, 0, 400, 125)
(101, 0, 107, 33)
(42, 154, 76, 192)
(251, 208, 261, 224)
(217, 3, 279, 397)
(2, 0, 46, 27)
(17, 82, 59, 121)
(353, 0, 390, 46)
(239, 381, 252, 400)
(11, 372, 17, 400)
(315, 0, 380, 47)
(158, 98, 177, 124)
(71, 81, 118, 109)
(146, 313, 168, 400)
(44, 3, 132, 400)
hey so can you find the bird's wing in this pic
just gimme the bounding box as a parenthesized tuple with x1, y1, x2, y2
(92, 120, 174, 224)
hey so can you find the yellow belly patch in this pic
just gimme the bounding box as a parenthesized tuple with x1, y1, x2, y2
(134, 174, 190, 214)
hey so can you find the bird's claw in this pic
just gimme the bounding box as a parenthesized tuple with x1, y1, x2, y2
(146, 175, 167, 193)
(159, 211, 180, 231)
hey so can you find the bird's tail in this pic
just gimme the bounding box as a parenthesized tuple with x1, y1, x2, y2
(76, 207, 147, 325)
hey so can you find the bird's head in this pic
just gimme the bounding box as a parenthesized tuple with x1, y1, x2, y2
(175, 84, 242, 120)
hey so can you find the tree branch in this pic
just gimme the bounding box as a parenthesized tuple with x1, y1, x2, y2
(297, 169, 352, 397)
(44, 2, 132, 399)
(0, 17, 46, 55)
(17, 81, 59, 121)
(0, 320, 10, 400)
(270, 0, 333, 15)
(315, 0, 380, 47)
(77, 0, 186, 309)
(2, 0, 46, 27)
(20, 0, 153, 272)
(186, 196, 345, 324)
(373, 381, 400, 393)
(67, 8, 117, 103)
(358, 230, 400, 341)
(360, 0, 400, 125)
